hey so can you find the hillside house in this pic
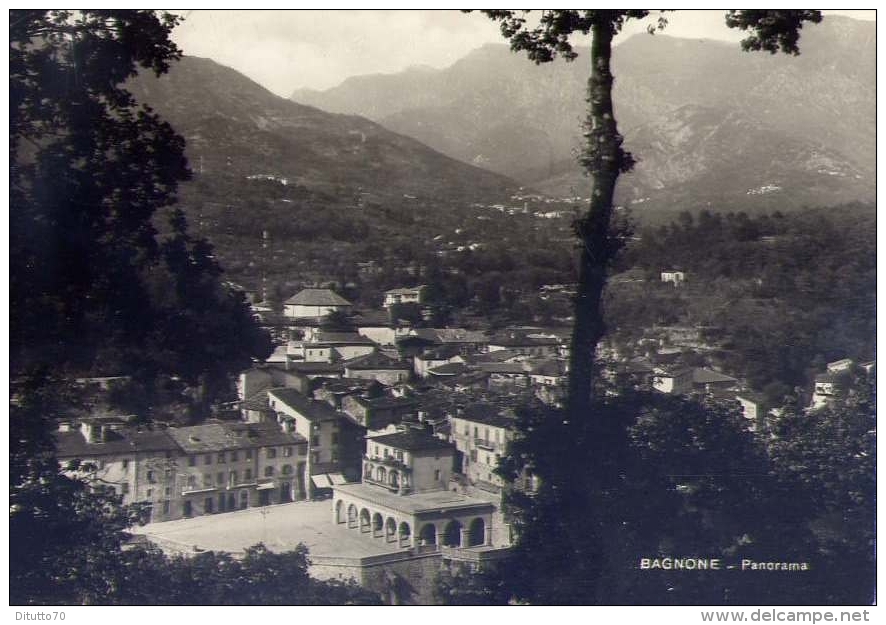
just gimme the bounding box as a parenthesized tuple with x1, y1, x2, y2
(383, 286, 426, 308)
(344, 351, 413, 385)
(653, 367, 694, 395)
(661, 270, 686, 286)
(284, 288, 352, 319)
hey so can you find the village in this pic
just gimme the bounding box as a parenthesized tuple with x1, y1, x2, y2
(54, 276, 872, 603)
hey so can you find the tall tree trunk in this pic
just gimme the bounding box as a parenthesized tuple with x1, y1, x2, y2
(566, 17, 626, 422)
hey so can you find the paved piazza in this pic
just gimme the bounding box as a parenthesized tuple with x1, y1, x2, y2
(134, 499, 405, 559)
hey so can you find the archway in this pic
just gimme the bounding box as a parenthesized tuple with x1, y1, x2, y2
(359, 508, 371, 533)
(398, 521, 411, 548)
(418, 523, 436, 546)
(347, 503, 358, 529)
(335, 499, 345, 524)
(442, 520, 462, 547)
(376, 466, 387, 483)
(468, 517, 486, 546)
(389, 470, 399, 488)
(372, 512, 384, 538)
(239, 490, 249, 509)
(385, 517, 397, 542)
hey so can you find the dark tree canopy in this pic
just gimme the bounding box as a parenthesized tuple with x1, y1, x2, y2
(10, 10, 271, 402)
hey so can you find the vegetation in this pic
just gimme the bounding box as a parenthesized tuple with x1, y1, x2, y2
(7, 10, 369, 606)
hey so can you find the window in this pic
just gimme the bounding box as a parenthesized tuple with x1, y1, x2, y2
(395, 450, 403, 461)
(229, 471, 237, 484)
(147, 470, 156, 484)
(464, 424, 469, 435)
(474, 426, 478, 438)
(298, 446, 306, 456)
(266, 448, 277, 459)
(244, 468, 253, 481)
(311, 452, 320, 464)
(204, 454, 212, 465)
(188, 456, 196, 467)
(217, 452, 226, 464)
(217, 472, 224, 485)
(245, 449, 253, 460)
(122, 459, 129, 470)
(187, 476, 196, 488)
(469, 450, 478, 462)
(331, 433, 339, 445)
(146, 488, 153, 499)
(434, 469, 441, 481)
(283, 447, 293, 457)
(203, 474, 212, 487)
(230, 450, 238, 461)
(164, 487, 171, 497)
(311, 435, 320, 447)
(164, 468, 172, 480)
(164, 500, 171, 515)
(282, 464, 292, 475)
(374, 445, 379, 456)
(264, 466, 274, 477)
(121, 483, 130, 495)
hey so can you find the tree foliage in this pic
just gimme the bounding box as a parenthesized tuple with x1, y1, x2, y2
(472, 9, 831, 605)
(10, 10, 270, 403)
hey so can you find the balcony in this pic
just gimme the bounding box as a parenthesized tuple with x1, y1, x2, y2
(181, 486, 217, 496)
(474, 438, 495, 451)
(365, 455, 410, 472)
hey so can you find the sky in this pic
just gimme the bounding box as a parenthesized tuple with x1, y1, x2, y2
(170, 9, 876, 98)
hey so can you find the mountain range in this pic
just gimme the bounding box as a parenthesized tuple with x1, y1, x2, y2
(292, 15, 874, 214)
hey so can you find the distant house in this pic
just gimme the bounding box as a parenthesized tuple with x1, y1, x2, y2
(354, 309, 397, 346)
(735, 393, 767, 431)
(826, 358, 854, 373)
(283, 288, 352, 319)
(383, 286, 426, 308)
(487, 333, 559, 357)
(653, 367, 694, 395)
(344, 351, 413, 385)
(529, 359, 568, 387)
(811, 373, 838, 410)
(414, 345, 465, 378)
(341, 394, 418, 431)
(691, 368, 738, 391)
(296, 331, 377, 363)
(661, 270, 686, 286)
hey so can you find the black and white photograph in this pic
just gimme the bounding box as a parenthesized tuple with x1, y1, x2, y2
(8, 7, 877, 613)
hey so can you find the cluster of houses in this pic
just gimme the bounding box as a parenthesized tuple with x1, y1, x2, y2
(54, 285, 872, 600)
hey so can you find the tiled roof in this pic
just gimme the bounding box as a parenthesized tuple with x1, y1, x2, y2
(167, 422, 305, 453)
(692, 368, 738, 385)
(268, 388, 343, 422)
(428, 362, 468, 376)
(55, 428, 178, 459)
(529, 359, 567, 377)
(476, 362, 528, 374)
(433, 328, 488, 344)
(344, 351, 411, 370)
(285, 288, 352, 307)
(370, 429, 454, 452)
(312, 331, 375, 345)
(456, 404, 515, 429)
(286, 361, 344, 375)
(385, 286, 424, 295)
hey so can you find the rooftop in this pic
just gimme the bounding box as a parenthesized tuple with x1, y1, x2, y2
(268, 388, 343, 422)
(370, 429, 454, 453)
(285, 288, 352, 307)
(344, 351, 411, 371)
(55, 427, 178, 459)
(334, 482, 495, 515)
(167, 422, 305, 453)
